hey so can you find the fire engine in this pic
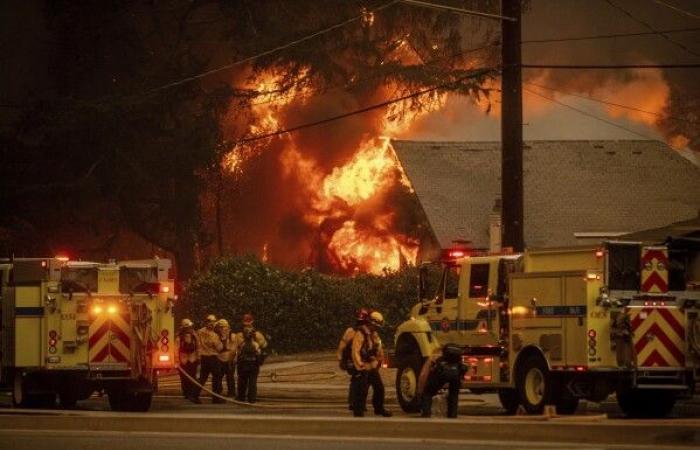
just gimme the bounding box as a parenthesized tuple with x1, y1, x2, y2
(392, 239, 700, 417)
(0, 257, 176, 411)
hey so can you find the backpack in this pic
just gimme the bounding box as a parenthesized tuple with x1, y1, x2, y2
(179, 330, 197, 354)
(238, 335, 259, 365)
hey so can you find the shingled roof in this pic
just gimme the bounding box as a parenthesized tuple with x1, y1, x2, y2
(391, 140, 700, 249)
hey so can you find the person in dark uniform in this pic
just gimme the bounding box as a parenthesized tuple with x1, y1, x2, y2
(417, 343, 468, 418)
(350, 310, 392, 417)
(235, 314, 267, 403)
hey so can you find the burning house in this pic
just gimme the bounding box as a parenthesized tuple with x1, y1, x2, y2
(391, 139, 700, 262)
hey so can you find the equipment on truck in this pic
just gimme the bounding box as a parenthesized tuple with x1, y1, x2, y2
(0, 257, 176, 411)
(391, 239, 699, 418)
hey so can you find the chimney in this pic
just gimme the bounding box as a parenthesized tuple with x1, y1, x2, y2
(489, 198, 502, 253)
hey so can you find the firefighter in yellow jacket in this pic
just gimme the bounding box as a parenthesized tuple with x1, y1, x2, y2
(337, 308, 369, 410)
(215, 319, 237, 398)
(350, 310, 392, 417)
(193, 314, 224, 403)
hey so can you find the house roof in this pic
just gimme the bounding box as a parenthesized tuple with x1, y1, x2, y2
(391, 140, 700, 249)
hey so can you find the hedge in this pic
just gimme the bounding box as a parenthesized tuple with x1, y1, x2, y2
(179, 255, 420, 354)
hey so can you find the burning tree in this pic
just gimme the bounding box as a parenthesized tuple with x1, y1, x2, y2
(1, 0, 500, 278)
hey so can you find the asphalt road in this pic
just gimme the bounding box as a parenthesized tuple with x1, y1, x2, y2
(0, 429, 691, 450)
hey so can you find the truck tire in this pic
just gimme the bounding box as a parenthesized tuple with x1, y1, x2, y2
(12, 372, 55, 408)
(517, 355, 552, 414)
(59, 391, 79, 409)
(497, 389, 519, 414)
(616, 388, 676, 418)
(396, 353, 425, 413)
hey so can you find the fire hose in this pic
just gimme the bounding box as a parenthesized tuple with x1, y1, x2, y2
(176, 365, 336, 409)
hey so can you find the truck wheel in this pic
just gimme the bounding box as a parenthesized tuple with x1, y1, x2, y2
(396, 353, 425, 413)
(517, 355, 551, 414)
(617, 388, 676, 418)
(497, 389, 519, 414)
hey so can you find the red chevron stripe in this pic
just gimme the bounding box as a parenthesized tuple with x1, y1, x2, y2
(656, 308, 685, 340)
(635, 323, 685, 366)
(90, 344, 110, 363)
(630, 308, 653, 331)
(89, 321, 110, 348)
(109, 345, 129, 363)
(110, 323, 131, 348)
(642, 271, 668, 293)
(641, 349, 668, 367)
(641, 250, 668, 264)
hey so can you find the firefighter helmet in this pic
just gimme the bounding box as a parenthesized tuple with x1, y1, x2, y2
(216, 319, 229, 328)
(369, 311, 384, 328)
(181, 318, 194, 328)
(205, 314, 217, 323)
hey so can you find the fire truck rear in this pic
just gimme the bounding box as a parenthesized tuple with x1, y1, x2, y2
(392, 240, 699, 417)
(0, 257, 176, 411)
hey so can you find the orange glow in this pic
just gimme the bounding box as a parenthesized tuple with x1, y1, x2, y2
(158, 354, 170, 362)
(92, 305, 103, 315)
(55, 256, 69, 262)
(107, 305, 117, 314)
(160, 285, 170, 294)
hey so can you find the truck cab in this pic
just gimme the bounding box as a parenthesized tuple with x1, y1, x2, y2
(393, 242, 699, 417)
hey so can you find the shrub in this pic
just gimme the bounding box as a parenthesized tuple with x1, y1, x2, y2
(179, 255, 419, 354)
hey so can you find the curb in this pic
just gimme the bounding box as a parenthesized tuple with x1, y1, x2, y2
(0, 413, 699, 446)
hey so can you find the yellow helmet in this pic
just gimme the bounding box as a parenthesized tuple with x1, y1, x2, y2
(369, 311, 384, 327)
(216, 319, 229, 328)
(205, 314, 217, 323)
(181, 318, 193, 328)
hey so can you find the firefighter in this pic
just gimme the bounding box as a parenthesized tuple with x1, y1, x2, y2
(215, 318, 237, 397)
(337, 308, 369, 410)
(176, 318, 200, 403)
(350, 310, 392, 417)
(235, 313, 268, 403)
(193, 314, 224, 403)
(417, 343, 467, 418)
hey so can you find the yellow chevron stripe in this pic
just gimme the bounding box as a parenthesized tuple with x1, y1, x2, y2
(636, 339, 681, 366)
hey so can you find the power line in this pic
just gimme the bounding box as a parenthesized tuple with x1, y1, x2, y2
(651, 0, 700, 20)
(521, 63, 700, 69)
(524, 81, 699, 125)
(145, 0, 400, 95)
(400, 0, 516, 21)
(237, 68, 495, 144)
(603, 0, 700, 58)
(523, 87, 660, 141)
(522, 26, 700, 44)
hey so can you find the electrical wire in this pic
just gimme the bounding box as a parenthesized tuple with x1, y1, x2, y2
(523, 81, 699, 125)
(521, 26, 700, 44)
(651, 0, 700, 20)
(144, 0, 400, 95)
(400, 0, 515, 21)
(237, 68, 495, 143)
(603, 0, 700, 58)
(521, 63, 700, 69)
(523, 87, 661, 141)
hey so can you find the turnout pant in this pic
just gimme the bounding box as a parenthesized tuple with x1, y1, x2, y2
(350, 369, 385, 415)
(222, 360, 236, 396)
(196, 355, 223, 400)
(237, 363, 260, 403)
(179, 360, 198, 399)
(420, 375, 460, 418)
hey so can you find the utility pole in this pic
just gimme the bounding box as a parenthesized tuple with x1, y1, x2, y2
(501, 0, 524, 252)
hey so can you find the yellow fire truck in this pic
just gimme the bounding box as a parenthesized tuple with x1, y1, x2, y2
(0, 257, 176, 411)
(392, 239, 700, 417)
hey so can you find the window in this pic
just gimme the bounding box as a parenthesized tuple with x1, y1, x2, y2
(469, 264, 490, 298)
(444, 266, 461, 299)
(61, 267, 98, 293)
(119, 267, 158, 294)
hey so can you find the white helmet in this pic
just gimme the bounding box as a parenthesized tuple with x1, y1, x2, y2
(369, 311, 384, 327)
